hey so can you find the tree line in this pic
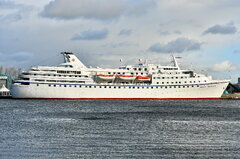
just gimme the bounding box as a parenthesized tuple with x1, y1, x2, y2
(0, 66, 22, 79)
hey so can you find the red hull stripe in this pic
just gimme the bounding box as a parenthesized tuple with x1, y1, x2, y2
(14, 98, 221, 100)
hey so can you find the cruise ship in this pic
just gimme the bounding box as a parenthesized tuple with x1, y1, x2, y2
(11, 52, 230, 99)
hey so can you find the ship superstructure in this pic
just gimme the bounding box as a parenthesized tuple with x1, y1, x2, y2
(11, 52, 229, 99)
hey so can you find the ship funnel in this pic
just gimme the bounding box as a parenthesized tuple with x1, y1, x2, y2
(61, 52, 86, 68)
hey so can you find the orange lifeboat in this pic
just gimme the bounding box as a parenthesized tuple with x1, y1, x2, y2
(117, 75, 136, 81)
(96, 74, 115, 81)
(136, 76, 151, 82)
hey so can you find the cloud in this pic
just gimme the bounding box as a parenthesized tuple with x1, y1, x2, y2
(41, 0, 156, 20)
(0, 0, 20, 9)
(41, 0, 125, 20)
(0, 52, 34, 67)
(102, 42, 134, 48)
(118, 29, 132, 36)
(0, 1, 34, 24)
(210, 61, 237, 72)
(159, 30, 182, 36)
(0, 0, 32, 11)
(159, 31, 171, 36)
(174, 30, 181, 34)
(126, 0, 156, 16)
(233, 50, 240, 54)
(0, 52, 33, 62)
(71, 29, 109, 40)
(149, 37, 202, 53)
(203, 23, 237, 35)
(0, 13, 22, 24)
(159, 30, 181, 36)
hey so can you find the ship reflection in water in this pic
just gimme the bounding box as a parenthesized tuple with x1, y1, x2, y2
(0, 99, 240, 159)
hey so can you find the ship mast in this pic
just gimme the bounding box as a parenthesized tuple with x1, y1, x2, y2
(172, 55, 180, 70)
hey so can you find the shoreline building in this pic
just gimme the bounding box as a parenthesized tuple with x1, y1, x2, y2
(226, 78, 240, 93)
(0, 74, 12, 89)
(0, 84, 11, 98)
(0, 74, 12, 98)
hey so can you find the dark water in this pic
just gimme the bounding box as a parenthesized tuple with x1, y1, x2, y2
(0, 99, 240, 159)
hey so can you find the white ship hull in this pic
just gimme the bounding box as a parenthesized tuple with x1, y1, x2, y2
(11, 81, 229, 100)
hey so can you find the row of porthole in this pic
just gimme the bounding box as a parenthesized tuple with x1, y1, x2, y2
(156, 81, 205, 84)
(153, 76, 201, 79)
(31, 74, 88, 78)
(56, 70, 81, 74)
(106, 72, 146, 75)
(36, 84, 201, 89)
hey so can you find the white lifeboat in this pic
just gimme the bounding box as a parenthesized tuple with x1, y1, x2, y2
(117, 75, 136, 81)
(96, 74, 115, 81)
(135, 76, 151, 82)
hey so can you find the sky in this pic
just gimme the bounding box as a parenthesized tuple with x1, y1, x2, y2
(1, 0, 240, 82)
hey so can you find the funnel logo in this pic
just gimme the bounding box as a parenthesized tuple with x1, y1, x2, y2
(72, 58, 75, 62)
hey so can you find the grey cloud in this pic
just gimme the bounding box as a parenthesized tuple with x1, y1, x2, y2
(41, 0, 126, 20)
(233, 50, 240, 54)
(203, 23, 237, 35)
(149, 37, 202, 53)
(0, 1, 34, 24)
(159, 31, 170, 36)
(41, 0, 156, 20)
(159, 30, 181, 36)
(0, 14, 22, 24)
(102, 42, 132, 48)
(0, 0, 20, 9)
(0, 0, 31, 11)
(71, 29, 109, 40)
(118, 29, 132, 36)
(0, 52, 33, 62)
(0, 52, 34, 68)
(126, 0, 156, 16)
(174, 30, 181, 34)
